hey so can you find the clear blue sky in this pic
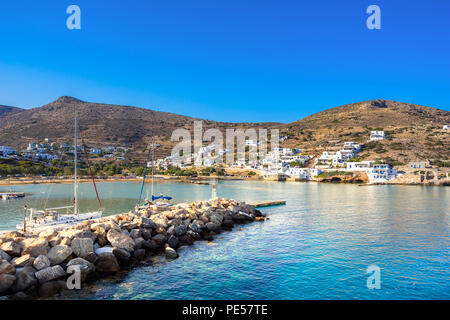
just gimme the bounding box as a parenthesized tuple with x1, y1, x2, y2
(0, 0, 449, 122)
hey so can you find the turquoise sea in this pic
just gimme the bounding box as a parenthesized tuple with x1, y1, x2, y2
(0, 181, 449, 299)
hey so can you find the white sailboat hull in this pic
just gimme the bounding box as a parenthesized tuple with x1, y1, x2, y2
(16, 211, 103, 232)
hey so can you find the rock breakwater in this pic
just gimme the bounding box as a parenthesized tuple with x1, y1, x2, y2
(0, 198, 265, 300)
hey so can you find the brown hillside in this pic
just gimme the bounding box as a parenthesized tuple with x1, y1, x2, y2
(279, 99, 450, 167)
(0, 96, 278, 161)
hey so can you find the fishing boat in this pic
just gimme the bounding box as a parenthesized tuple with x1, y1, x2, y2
(135, 137, 173, 212)
(16, 118, 103, 232)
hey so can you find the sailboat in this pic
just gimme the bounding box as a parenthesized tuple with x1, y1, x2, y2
(135, 137, 173, 212)
(16, 118, 103, 232)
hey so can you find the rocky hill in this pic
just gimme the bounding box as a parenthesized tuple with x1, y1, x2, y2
(0, 105, 23, 117)
(0, 96, 277, 161)
(279, 99, 450, 167)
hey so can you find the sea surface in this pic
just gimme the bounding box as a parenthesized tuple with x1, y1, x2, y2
(1, 181, 449, 299)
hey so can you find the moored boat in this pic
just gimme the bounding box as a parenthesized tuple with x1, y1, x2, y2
(16, 117, 103, 231)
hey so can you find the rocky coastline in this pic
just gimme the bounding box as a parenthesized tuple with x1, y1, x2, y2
(0, 198, 265, 300)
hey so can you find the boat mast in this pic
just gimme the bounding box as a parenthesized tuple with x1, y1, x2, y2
(151, 136, 155, 198)
(74, 117, 78, 215)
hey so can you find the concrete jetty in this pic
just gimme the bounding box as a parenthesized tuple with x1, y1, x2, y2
(251, 200, 286, 208)
(0, 198, 266, 299)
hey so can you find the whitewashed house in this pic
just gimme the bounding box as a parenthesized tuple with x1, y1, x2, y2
(370, 131, 386, 141)
(443, 125, 450, 130)
(366, 164, 397, 183)
(346, 161, 397, 183)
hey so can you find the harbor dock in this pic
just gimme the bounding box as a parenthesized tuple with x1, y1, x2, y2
(251, 200, 286, 208)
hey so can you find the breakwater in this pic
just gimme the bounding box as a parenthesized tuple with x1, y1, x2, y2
(0, 198, 265, 300)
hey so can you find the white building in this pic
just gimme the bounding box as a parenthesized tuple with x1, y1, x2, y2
(286, 167, 322, 180)
(443, 125, 450, 130)
(366, 164, 397, 183)
(346, 161, 397, 183)
(343, 142, 361, 152)
(370, 131, 386, 141)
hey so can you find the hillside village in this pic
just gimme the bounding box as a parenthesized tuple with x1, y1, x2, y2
(0, 98, 449, 185)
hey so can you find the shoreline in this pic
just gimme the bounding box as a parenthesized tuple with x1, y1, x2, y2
(1, 172, 448, 187)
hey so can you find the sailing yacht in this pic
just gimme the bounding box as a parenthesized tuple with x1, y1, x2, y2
(135, 137, 173, 212)
(16, 118, 103, 232)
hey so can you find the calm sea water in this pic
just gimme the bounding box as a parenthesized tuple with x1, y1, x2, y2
(1, 181, 449, 299)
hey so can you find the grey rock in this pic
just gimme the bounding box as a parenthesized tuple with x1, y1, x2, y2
(71, 238, 94, 258)
(38, 280, 67, 298)
(0, 260, 15, 275)
(133, 237, 145, 249)
(0, 274, 16, 293)
(0, 241, 21, 257)
(129, 229, 141, 239)
(152, 234, 167, 245)
(11, 254, 34, 268)
(112, 247, 131, 262)
(165, 247, 178, 260)
(66, 257, 95, 281)
(141, 228, 152, 240)
(132, 249, 146, 260)
(33, 255, 51, 271)
(205, 222, 221, 233)
(140, 218, 156, 229)
(174, 225, 187, 237)
(35, 265, 66, 284)
(143, 240, 159, 251)
(46, 245, 72, 265)
(0, 249, 12, 262)
(95, 252, 120, 273)
(106, 229, 135, 252)
(11, 266, 37, 293)
(167, 235, 179, 249)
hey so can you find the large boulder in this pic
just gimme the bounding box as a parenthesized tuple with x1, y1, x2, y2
(167, 235, 179, 249)
(139, 218, 156, 229)
(132, 249, 146, 260)
(71, 238, 94, 258)
(0, 241, 21, 257)
(174, 225, 187, 237)
(22, 238, 49, 257)
(0, 249, 11, 262)
(133, 237, 145, 250)
(66, 257, 95, 281)
(106, 229, 135, 252)
(129, 229, 141, 239)
(0, 274, 16, 293)
(11, 254, 34, 268)
(38, 280, 67, 298)
(152, 234, 167, 246)
(205, 222, 221, 233)
(33, 255, 51, 271)
(35, 265, 66, 284)
(0, 260, 15, 275)
(95, 252, 120, 273)
(143, 240, 159, 251)
(112, 247, 131, 262)
(165, 247, 178, 260)
(46, 245, 73, 265)
(141, 228, 152, 240)
(10, 266, 37, 293)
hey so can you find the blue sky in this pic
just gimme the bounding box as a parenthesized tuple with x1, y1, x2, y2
(0, 0, 449, 122)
